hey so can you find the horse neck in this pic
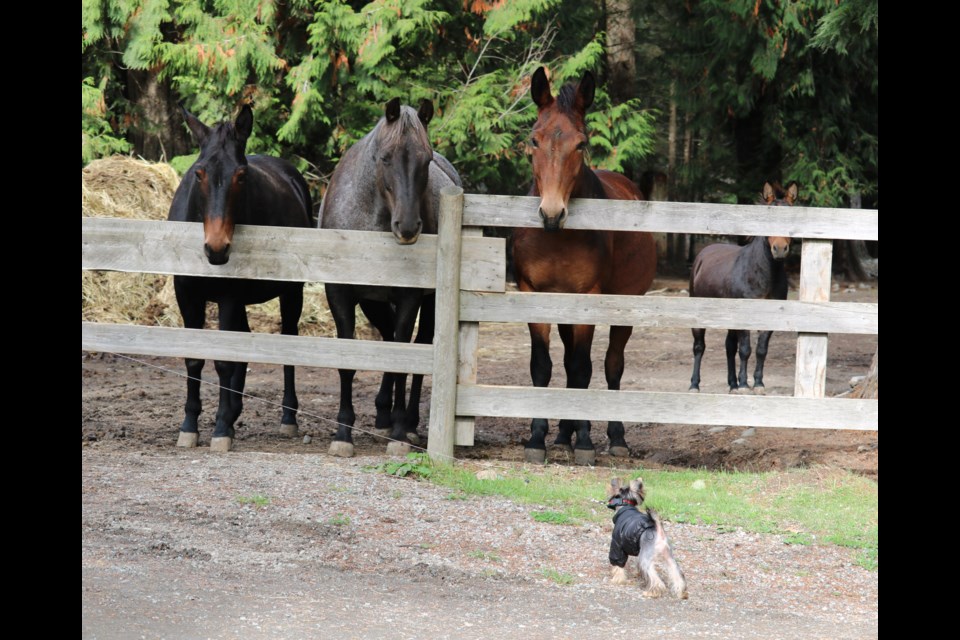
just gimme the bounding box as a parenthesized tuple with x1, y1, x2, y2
(735, 237, 782, 291)
(570, 163, 607, 200)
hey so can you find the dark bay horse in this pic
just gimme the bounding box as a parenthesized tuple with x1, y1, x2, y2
(320, 98, 461, 458)
(688, 182, 797, 394)
(169, 104, 312, 451)
(512, 68, 657, 465)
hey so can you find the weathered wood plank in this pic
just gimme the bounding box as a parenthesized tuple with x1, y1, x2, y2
(795, 240, 833, 397)
(461, 291, 877, 335)
(81, 218, 505, 293)
(462, 195, 879, 240)
(428, 187, 464, 460)
(81, 322, 434, 374)
(456, 385, 878, 431)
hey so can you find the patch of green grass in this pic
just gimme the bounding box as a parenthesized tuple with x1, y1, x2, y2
(237, 495, 269, 508)
(537, 567, 575, 585)
(531, 510, 578, 525)
(369, 453, 433, 479)
(468, 550, 502, 562)
(426, 463, 877, 569)
(327, 513, 350, 526)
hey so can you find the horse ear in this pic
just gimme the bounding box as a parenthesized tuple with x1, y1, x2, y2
(785, 182, 799, 204)
(385, 97, 402, 123)
(417, 99, 434, 127)
(179, 102, 210, 146)
(762, 182, 776, 203)
(531, 67, 554, 109)
(234, 104, 254, 142)
(575, 71, 596, 112)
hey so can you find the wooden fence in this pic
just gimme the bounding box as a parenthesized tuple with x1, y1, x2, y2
(81, 191, 878, 460)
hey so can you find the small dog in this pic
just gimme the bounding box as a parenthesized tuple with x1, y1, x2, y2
(606, 477, 688, 599)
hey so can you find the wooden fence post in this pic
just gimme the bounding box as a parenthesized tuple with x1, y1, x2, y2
(794, 239, 832, 398)
(454, 227, 481, 447)
(428, 186, 465, 461)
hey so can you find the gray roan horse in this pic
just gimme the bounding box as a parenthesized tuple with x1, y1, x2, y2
(688, 182, 797, 394)
(320, 98, 461, 457)
(169, 104, 312, 451)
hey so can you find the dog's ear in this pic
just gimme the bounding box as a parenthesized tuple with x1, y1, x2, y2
(607, 477, 622, 498)
(629, 478, 646, 502)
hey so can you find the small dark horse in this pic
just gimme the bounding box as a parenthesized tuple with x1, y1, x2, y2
(512, 68, 657, 465)
(688, 182, 797, 394)
(169, 104, 312, 451)
(320, 98, 461, 457)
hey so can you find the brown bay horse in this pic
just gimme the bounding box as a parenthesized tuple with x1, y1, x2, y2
(169, 104, 313, 452)
(512, 68, 657, 465)
(688, 182, 797, 394)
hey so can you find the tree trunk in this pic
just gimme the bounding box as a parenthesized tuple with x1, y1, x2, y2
(127, 69, 192, 162)
(604, 0, 637, 104)
(850, 348, 878, 399)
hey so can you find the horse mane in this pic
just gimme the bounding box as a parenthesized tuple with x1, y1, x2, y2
(376, 106, 431, 150)
(555, 83, 580, 115)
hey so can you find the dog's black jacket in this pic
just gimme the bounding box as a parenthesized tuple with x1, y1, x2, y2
(609, 506, 656, 567)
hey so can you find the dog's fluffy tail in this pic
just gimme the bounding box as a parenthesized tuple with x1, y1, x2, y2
(647, 508, 664, 535)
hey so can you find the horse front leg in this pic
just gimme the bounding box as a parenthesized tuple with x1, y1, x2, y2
(278, 285, 304, 436)
(524, 322, 553, 463)
(210, 300, 248, 452)
(359, 299, 396, 433)
(384, 295, 421, 456)
(737, 330, 752, 393)
(327, 284, 358, 457)
(605, 325, 633, 457)
(725, 330, 740, 392)
(403, 293, 435, 444)
(174, 277, 205, 448)
(752, 330, 774, 394)
(560, 323, 596, 465)
(689, 328, 706, 392)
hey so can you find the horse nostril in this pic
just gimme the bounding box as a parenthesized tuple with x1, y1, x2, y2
(539, 208, 546, 221)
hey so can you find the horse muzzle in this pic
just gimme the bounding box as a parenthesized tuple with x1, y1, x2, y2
(204, 242, 231, 265)
(539, 207, 567, 232)
(392, 219, 423, 245)
(769, 238, 791, 261)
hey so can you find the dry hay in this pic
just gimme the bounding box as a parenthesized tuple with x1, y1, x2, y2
(82, 156, 342, 337)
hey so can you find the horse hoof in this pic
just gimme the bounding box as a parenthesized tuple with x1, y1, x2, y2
(279, 423, 299, 438)
(328, 441, 355, 458)
(609, 446, 631, 458)
(688, 387, 700, 393)
(752, 386, 766, 396)
(176, 432, 199, 448)
(210, 437, 233, 453)
(574, 449, 597, 466)
(524, 448, 547, 464)
(386, 440, 412, 456)
(406, 432, 422, 446)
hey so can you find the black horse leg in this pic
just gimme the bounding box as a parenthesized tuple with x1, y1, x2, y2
(725, 330, 739, 391)
(212, 300, 247, 446)
(326, 284, 358, 455)
(386, 295, 421, 446)
(559, 323, 595, 463)
(737, 330, 752, 391)
(174, 278, 205, 446)
(753, 330, 773, 393)
(359, 299, 396, 431)
(278, 285, 303, 434)
(605, 325, 633, 456)
(525, 322, 553, 461)
(404, 293, 435, 441)
(690, 328, 706, 392)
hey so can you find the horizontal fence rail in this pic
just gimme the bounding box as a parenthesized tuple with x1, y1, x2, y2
(463, 194, 879, 240)
(82, 218, 506, 293)
(82, 323, 434, 374)
(460, 292, 878, 334)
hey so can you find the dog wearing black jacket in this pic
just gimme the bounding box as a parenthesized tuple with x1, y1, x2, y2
(607, 477, 688, 599)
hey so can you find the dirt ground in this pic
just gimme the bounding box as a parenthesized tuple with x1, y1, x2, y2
(82, 277, 878, 639)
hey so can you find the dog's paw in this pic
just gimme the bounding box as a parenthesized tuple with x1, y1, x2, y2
(610, 566, 632, 585)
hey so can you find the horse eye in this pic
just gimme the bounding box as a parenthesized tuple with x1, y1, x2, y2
(235, 170, 247, 183)
(380, 155, 391, 165)
(195, 168, 205, 180)
(576, 141, 587, 151)
(529, 138, 539, 149)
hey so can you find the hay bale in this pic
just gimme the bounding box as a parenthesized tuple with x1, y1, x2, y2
(82, 156, 181, 220)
